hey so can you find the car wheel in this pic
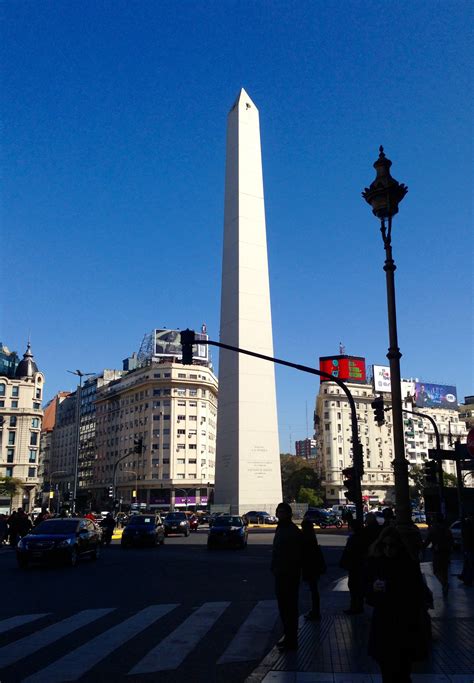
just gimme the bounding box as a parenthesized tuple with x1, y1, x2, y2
(184, 529, 189, 537)
(91, 545, 101, 560)
(17, 557, 29, 570)
(336, 520, 343, 529)
(69, 549, 78, 567)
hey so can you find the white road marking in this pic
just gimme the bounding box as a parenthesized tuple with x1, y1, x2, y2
(24, 604, 178, 683)
(0, 614, 49, 634)
(0, 609, 113, 669)
(217, 600, 278, 664)
(129, 601, 230, 673)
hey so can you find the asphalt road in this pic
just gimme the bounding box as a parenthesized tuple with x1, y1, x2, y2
(0, 528, 349, 683)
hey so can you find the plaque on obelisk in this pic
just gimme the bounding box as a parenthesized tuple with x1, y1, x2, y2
(214, 89, 282, 514)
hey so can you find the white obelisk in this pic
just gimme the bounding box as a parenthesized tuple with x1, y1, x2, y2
(215, 89, 282, 514)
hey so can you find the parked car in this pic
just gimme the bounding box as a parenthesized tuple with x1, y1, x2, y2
(208, 515, 248, 549)
(303, 509, 343, 529)
(450, 520, 462, 547)
(412, 511, 427, 524)
(163, 512, 190, 537)
(16, 518, 101, 568)
(185, 512, 199, 532)
(242, 511, 277, 525)
(121, 514, 165, 548)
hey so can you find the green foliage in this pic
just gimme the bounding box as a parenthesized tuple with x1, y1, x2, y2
(443, 472, 457, 488)
(408, 464, 425, 497)
(0, 476, 23, 498)
(280, 455, 321, 502)
(297, 487, 324, 507)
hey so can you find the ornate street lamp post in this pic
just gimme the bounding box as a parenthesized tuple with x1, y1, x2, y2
(362, 147, 420, 556)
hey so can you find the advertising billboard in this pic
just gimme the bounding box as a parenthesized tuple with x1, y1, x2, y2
(414, 382, 458, 410)
(373, 365, 391, 393)
(154, 329, 209, 362)
(319, 356, 366, 383)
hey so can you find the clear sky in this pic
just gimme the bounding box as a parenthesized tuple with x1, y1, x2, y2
(2, 1, 473, 451)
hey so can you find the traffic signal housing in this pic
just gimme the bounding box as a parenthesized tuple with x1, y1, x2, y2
(423, 460, 437, 487)
(371, 396, 385, 426)
(108, 486, 114, 498)
(180, 329, 195, 365)
(134, 437, 143, 454)
(342, 466, 357, 503)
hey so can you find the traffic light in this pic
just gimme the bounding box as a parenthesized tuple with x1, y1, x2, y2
(423, 460, 437, 486)
(108, 486, 114, 498)
(180, 329, 195, 365)
(342, 466, 357, 502)
(371, 396, 385, 426)
(134, 437, 143, 454)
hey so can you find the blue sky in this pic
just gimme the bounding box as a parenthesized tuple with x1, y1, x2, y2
(2, 1, 473, 451)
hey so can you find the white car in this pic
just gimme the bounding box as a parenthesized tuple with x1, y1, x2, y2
(450, 521, 462, 547)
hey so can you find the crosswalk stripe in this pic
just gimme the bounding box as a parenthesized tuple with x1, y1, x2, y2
(129, 601, 230, 674)
(0, 614, 49, 634)
(0, 609, 113, 669)
(217, 600, 278, 664)
(23, 604, 178, 683)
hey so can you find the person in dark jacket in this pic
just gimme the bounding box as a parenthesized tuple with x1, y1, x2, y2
(366, 526, 431, 683)
(271, 502, 303, 651)
(423, 513, 453, 596)
(460, 515, 474, 586)
(340, 518, 366, 614)
(301, 518, 326, 620)
(363, 512, 382, 550)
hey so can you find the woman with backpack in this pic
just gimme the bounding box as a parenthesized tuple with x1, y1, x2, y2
(301, 518, 326, 620)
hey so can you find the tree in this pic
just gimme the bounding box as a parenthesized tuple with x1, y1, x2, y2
(280, 455, 321, 501)
(408, 465, 424, 498)
(297, 487, 324, 507)
(443, 472, 457, 488)
(0, 476, 24, 513)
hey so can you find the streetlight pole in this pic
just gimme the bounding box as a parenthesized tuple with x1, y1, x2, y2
(363, 147, 420, 557)
(48, 470, 70, 513)
(68, 370, 94, 514)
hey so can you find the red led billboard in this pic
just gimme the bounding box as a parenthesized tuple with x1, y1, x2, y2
(319, 355, 366, 383)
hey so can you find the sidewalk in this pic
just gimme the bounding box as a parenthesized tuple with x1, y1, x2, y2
(248, 560, 474, 683)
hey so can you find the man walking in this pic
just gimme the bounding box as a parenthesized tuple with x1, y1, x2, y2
(271, 502, 303, 651)
(424, 513, 453, 596)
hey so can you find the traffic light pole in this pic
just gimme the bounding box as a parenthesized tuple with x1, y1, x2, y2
(385, 405, 445, 515)
(182, 333, 364, 524)
(112, 448, 138, 505)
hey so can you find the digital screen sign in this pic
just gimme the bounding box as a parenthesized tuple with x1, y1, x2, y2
(319, 356, 366, 383)
(414, 382, 458, 410)
(373, 365, 391, 393)
(154, 329, 208, 361)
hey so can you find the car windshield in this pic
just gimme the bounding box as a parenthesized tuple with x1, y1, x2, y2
(165, 513, 186, 520)
(213, 516, 243, 527)
(128, 516, 155, 525)
(31, 520, 79, 535)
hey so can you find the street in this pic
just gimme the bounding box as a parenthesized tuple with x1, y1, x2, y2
(1, 527, 472, 683)
(0, 528, 348, 683)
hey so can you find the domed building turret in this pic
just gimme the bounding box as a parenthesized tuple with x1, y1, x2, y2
(15, 342, 39, 379)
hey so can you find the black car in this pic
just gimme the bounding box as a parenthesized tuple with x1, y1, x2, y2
(242, 511, 277, 525)
(163, 512, 190, 537)
(207, 515, 248, 549)
(16, 518, 101, 568)
(121, 514, 165, 548)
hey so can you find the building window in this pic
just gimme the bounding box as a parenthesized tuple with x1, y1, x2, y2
(6, 448, 14, 463)
(8, 432, 15, 445)
(177, 429, 186, 435)
(33, 402, 40, 409)
(330, 489, 335, 496)
(163, 389, 171, 396)
(0, 384, 5, 396)
(153, 401, 161, 408)
(177, 458, 185, 464)
(12, 401, 18, 408)
(178, 373, 186, 378)
(9, 416, 17, 427)
(31, 418, 40, 428)
(6, 467, 13, 477)
(36, 388, 41, 399)
(29, 450, 37, 462)
(30, 432, 38, 446)
(189, 416, 197, 421)
(28, 467, 36, 478)
(189, 459, 197, 464)
(177, 401, 186, 407)
(12, 386, 19, 397)
(176, 473, 185, 479)
(163, 415, 170, 421)
(163, 458, 170, 464)
(188, 474, 196, 479)
(324, 424, 330, 431)
(189, 444, 197, 449)
(0, 400, 4, 407)
(153, 390, 161, 396)
(177, 444, 185, 450)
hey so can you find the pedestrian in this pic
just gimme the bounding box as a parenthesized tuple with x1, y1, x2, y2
(271, 502, 303, 651)
(363, 512, 382, 549)
(101, 513, 115, 545)
(301, 518, 326, 621)
(0, 514, 7, 545)
(366, 526, 431, 683)
(382, 507, 395, 528)
(16, 508, 32, 538)
(340, 518, 366, 614)
(459, 515, 474, 586)
(34, 507, 50, 526)
(7, 511, 18, 546)
(423, 513, 453, 596)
